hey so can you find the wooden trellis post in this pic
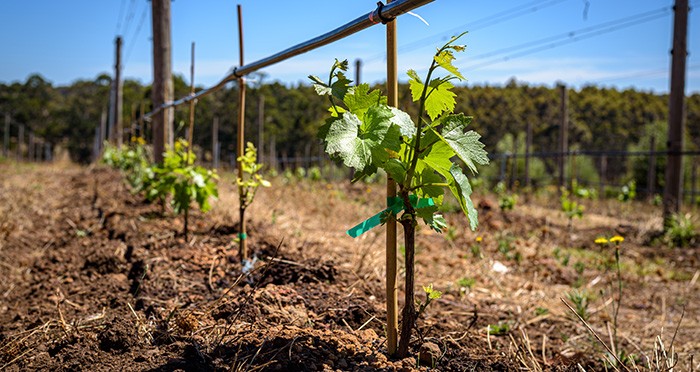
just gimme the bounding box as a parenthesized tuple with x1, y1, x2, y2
(663, 0, 688, 223)
(558, 84, 568, 191)
(647, 136, 657, 199)
(236, 4, 249, 260)
(212, 117, 220, 169)
(114, 36, 123, 148)
(385, 0, 399, 356)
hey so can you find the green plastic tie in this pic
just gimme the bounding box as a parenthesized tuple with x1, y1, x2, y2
(346, 195, 434, 238)
(238, 233, 247, 240)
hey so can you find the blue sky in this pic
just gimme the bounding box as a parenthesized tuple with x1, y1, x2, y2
(1, 0, 698, 93)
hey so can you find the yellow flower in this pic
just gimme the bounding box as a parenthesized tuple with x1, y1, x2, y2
(610, 235, 624, 244)
(131, 136, 146, 145)
(594, 237, 609, 245)
(475, 236, 483, 243)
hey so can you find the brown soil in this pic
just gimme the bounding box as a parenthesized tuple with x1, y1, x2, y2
(0, 163, 697, 371)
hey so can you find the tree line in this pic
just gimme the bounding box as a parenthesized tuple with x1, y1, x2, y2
(1, 73, 698, 180)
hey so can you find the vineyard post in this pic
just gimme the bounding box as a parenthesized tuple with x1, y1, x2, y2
(270, 135, 276, 171)
(139, 102, 145, 140)
(647, 135, 657, 200)
(509, 135, 517, 190)
(184, 41, 197, 240)
(150, 0, 173, 163)
(599, 155, 607, 196)
(663, 0, 688, 224)
(236, 4, 249, 260)
(525, 120, 532, 190)
(350, 59, 362, 181)
(3, 113, 8, 157)
(113, 36, 124, 148)
(385, 1, 399, 356)
(212, 117, 219, 169)
(100, 109, 107, 150)
(130, 104, 136, 142)
(499, 154, 507, 184)
(93, 122, 100, 162)
(570, 150, 577, 190)
(690, 162, 697, 203)
(17, 125, 24, 161)
(558, 84, 569, 192)
(28, 132, 34, 162)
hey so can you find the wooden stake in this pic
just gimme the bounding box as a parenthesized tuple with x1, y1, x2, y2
(525, 120, 532, 190)
(558, 84, 568, 192)
(114, 36, 123, 148)
(664, 0, 688, 224)
(28, 132, 34, 162)
(17, 125, 24, 161)
(151, 0, 173, 163)
(385, 0, 399, 356)
(100, 109, 107, 149)
(139, 101, 145, 140)
(212, 117, 219, 169)
(647, 135, 657, 200)
(236, 4, 248, 260)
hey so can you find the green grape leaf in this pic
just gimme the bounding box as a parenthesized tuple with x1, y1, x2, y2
(389, 107, 415, 140)
(425, 78, 456, 121)
(323, 113, 362, 165)
(309, 75, 331, 96)
(363, 105, 402, 166)
(434, 50, 464, 80)
(415, 203, 443, 233)
(419, 137, 455, 180)
(331, 71, 352, 101)
(317, 118, 333, 140)
(361, 104, 393, 135)
(407, 69, 424, 102)
(384, 158, 407, 184)
(427, 213, 448, 233)
(323, 106, 400, 172)
(351, 163, 378, 183)
(414, 168, 444, 200)
(344, 84, 385, 119)
(439, 114, 489, 174)
(448, 164, 478, 231)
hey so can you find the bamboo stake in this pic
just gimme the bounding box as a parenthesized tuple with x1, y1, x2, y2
(236, 4, 248, 260)
(385, 0, 399, 356)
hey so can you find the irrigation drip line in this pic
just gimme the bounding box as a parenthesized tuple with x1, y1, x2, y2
(142, 0, 433, 122)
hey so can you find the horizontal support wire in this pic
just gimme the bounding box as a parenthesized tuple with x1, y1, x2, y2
(490, 150, 700, 159)
(143, 0, 434, 121)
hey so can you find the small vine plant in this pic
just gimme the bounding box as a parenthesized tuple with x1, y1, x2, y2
(236, 142, 271, 260)
(310, 32, 488, 358)
(149, 139, 219, 239)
